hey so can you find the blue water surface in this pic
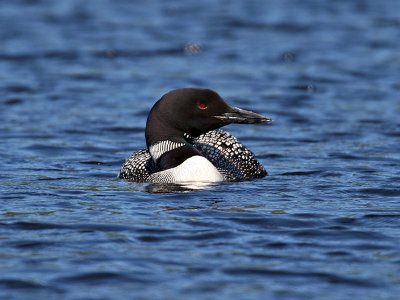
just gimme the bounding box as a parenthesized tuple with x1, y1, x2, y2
(1, 0, 400, 299)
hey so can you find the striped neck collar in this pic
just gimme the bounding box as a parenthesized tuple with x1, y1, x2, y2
(149, 140, 186, 162)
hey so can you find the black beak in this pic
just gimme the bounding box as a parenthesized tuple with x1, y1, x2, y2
(213, 107, 272, 124)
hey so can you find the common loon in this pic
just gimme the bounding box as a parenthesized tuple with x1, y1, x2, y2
(119, 88, 272, 183)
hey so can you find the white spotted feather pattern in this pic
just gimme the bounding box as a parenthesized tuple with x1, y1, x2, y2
(119, 129, 267, 182)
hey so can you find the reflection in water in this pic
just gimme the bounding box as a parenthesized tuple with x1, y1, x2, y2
(144, 181, 220, 194)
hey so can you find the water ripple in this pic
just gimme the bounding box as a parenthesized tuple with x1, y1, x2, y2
(1, 0, 400, 299)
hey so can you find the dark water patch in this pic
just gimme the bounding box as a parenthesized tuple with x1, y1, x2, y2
(223, 267, 380, 287)
(374, 17, 400, 27)
(357, 188, 400, 197)
(328, 152, 364, 160)
(0, 194, 26, 200)
(47, 94, 63, 101)
(289, 85, 316, 92)
(225, 19, 311, 33)
(54, 271, 151, 284)
(382, 131, 400, 137)
(292, 229, 388, 241)
(37, 176, 77, 181)
(270, 22, 312, 33)
(257, 153, 284, 159)
(103, 126, 144, 133)
(0, 51, 80, 62)
(185, 266, 211, 274)
(292, 213, 331, 219)
(137, 235, 166, 242)
(70, 223, 135, 233)
(266, 242, 289, 248)
(136, 228, 179, 234)
(363, 214, 400, 219)
(359, 214, 400, 228)
(249, 253, 283, 261)
(297, 138, 320, 143)
(351, 243, 393, 251)
(1, 221, 68, 231)
(23, 144, 68, 155)
(62, 128, 93, 135)
(229, 216, 319, 229)
(281, 170, 323, 176)
(105, 159, 126, 167)
(42, 50, 80, 60)
(4, 84, 35, 94)
(0, 279, 48, 290)
(68, 72, 104, 81)
(319, 172, 343, 177)
(91, 47, 186, 59)
(325, 250, 352, 257)
(358, 119, 385, 124)
(218, 52, 238, 60)
(324, 226, 347, 231)
(334, 217, 357, 225)
(0, 53, 35, 61)
(348, 69, 372, 78)
(392, 82, 400, 90)
(136, 228, 234, 242)
(4, 98, 24, 105)
(79, 160, 104, 165)
(314, 76, 348, 84)
(1, 221, 136, 233)
(7, 240, 59, 249)
(224, 19, 269, 29)
(352, 167, 377, 174)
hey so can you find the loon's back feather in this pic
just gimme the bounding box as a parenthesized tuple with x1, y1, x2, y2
(119, 129, 267, 182)
(193, 129, 267, 180)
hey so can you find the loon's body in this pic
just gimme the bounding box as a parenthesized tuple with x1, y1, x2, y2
(119, 88, 272, 183)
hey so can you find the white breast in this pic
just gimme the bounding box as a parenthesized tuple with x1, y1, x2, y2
(148, 156, 224, 183)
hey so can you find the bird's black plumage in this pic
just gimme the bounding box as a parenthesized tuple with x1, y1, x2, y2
(119, 88, 271, 183)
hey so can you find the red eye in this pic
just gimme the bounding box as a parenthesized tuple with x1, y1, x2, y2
(199, 103, 207, 109)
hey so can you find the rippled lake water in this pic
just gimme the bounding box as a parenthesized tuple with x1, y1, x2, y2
(1, 0, 400, 299)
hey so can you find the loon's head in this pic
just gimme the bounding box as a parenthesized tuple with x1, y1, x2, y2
(145, 88, 272, 147)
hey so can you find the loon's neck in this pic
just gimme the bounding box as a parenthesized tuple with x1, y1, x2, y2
(146, 130, 203, 170)
(147, 128, 195, 162)
(146, 121, 194, 170)
(146, 138, 223, 183)
(144, 103, 211, 172)
(146, 112, 198, 167)
(148, 140, 186, 162)
(154, 143, 203, 171)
